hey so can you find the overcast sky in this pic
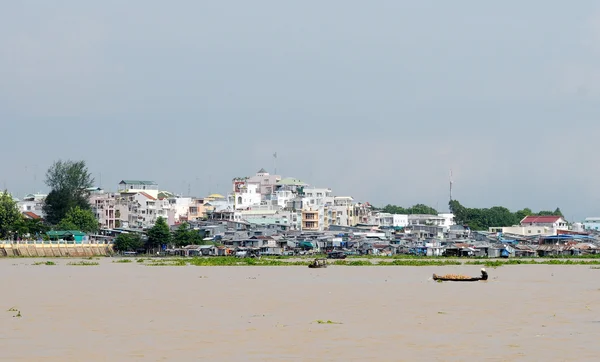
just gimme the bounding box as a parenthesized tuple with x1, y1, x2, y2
(2, 1, 600, 220)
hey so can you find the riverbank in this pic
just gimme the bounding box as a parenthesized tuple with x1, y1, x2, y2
(0, 243, 112, 257)
(7, 256, 600, 267)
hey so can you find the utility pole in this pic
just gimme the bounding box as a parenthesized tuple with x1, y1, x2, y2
(449, 169, 453, 202)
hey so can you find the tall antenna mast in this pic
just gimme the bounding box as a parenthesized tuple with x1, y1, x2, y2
(449, 169, 453, 201)
(273, 152, 277, 175)
(33, 164, 38, 193)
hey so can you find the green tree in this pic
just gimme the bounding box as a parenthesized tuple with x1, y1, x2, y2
(449, 200, 467, 224)
(58, 206, 98, 233)
(43, 160, 94, 225)
(113, 233, 144, 252)
(56, 220, 78, 231)
(12, 217, 49, 240)
(173, 222, 204, 247)
(448, 199, 566, 230)
(0, 191, 21, 239)
(146, 217, 171, 250)
(514, 208, 533, 222)
(535, 208, 564, 217)
(381, 204, 438, 215)
(407, 204, 438, 215)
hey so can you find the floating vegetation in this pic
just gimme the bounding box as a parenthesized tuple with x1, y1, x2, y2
(33, 261, 56, 266)
(116, 255, 600, 267)
(331, 259, 461, 266)
(67, 261, 99, 266)
(7, 307, 21, 317)
(316, 320, 342, 324)
(466, 259, 600, 267)
(144, 259, 187, 266)
(113, 259, 133, 263)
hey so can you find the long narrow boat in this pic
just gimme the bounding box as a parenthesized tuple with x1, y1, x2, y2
(433, 268, 488, 282)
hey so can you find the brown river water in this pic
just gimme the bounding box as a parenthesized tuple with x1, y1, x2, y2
(2, 258, 600, 361)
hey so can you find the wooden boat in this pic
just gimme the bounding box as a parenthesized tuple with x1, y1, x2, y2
(433, 268, 488, 282)
(308, 258, 328, 269)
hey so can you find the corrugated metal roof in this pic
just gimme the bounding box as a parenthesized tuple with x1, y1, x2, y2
(119, 180, 157, 185)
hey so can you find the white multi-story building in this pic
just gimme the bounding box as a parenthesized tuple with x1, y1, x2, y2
(165, 197, 192, 222)
(233, 183, 262, 210)
(302, 188, 332, 207)
(369, 212, 394, 227)
(118, 180, 159, 199)
(328, 196, 354, 227)
(583, 217, 600, 231)
(246, 168, 282, 197)
(393, 214, 409, 228)
(122, 192, 176, 229)
(437, 213, 456, 231)
(17, 193, 46, 219)
(408, 214, 446, 227)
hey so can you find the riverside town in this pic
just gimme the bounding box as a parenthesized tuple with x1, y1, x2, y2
(1, 161, 600, 259)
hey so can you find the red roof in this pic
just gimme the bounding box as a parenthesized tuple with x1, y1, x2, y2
(139, 192, 157, 200)
(23, 211, 41, 219)
(521, 215, 562, 224)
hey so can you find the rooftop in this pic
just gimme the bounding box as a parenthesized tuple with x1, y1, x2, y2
(276, 178, 308, 186)
(521, 215, 563, 224)
(139, 192, 157, 200)
(119, 180, 157, 185)
(23, 211, 41, 219)
(47, 230, 87, 237)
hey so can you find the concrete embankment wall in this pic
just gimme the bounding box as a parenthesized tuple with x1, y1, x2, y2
(0, 243, 114, 257)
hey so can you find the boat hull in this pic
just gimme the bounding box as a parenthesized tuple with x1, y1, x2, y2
(433, 275, 482, 282)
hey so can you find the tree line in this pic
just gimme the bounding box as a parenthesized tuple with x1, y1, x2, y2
(374, 200, 564, 231)
(378, 203, 439, 215)
(112, 217, 210, 252)
(0, 160, 98, 240)
(449, 200, 563, 231)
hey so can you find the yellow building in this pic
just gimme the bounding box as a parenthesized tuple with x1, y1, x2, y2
(302, 209, 320, 231)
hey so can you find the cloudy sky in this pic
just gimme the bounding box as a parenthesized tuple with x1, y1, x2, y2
(2, 1, 600, 220)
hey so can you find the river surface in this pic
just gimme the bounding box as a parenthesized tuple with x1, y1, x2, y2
(2, 258, 600, 361)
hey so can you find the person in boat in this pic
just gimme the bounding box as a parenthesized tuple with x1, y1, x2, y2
(480, 268, 488, 280)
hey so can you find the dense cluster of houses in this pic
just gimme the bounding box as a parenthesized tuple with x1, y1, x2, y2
(158, 216, 600, 258)
(8, 167, 600, 257)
